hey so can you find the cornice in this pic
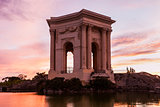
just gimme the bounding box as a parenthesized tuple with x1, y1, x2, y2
(47, 9, 115, 27)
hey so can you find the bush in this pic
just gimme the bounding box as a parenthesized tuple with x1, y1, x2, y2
(36, 80, 46, 94)
(36, 77, 115, 94)
(90, 77, 115, 90)
(42, 77, 82, 92)
(1, 77, 23, 87)
(48, 77, 65, 91)
(64, 78, 82, 91)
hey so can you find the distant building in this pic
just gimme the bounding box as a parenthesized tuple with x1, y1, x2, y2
(47, 9, 115, 83)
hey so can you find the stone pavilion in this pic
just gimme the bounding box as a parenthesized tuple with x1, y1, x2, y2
(47, 9, 115, 83)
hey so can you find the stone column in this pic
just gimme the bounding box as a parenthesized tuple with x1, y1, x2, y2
(81, 24, 87, 69)
(101, 28, 106, 70)
(107, 29, 111, 70)
(87, 25, 92, 69)
(50, 29, 55, 71)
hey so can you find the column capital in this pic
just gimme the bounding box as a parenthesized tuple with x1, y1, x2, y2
(80, 22, 88, 27)
(101, 27, 108, 31)
(49, 29, 55, 36)
(49, 29, 55, 32)
(101, 27, 112, 32)
(88, 24, 93, 32)
(88, 24, 94, 28)
(107, 28, 112, 32)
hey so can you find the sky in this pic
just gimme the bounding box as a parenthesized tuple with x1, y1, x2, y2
(0, 0, 160, 80)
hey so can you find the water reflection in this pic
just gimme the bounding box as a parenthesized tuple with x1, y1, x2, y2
(0, 92, 48, 107)
(46, 93, 114, 107)
(46, 94, 114, 107)
(0, 92, 160, 107)
(45, 92, 160, 107)
(114, 92, 160, 106)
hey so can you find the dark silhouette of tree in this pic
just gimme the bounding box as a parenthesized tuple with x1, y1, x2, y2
(127, 67, 136, 74)
(2, 77, 21, 82)
(32, 72, 47, 80)
(1, 76, 23, 87)
(18, 74, 27, 80)
(90, 77, 115, 90)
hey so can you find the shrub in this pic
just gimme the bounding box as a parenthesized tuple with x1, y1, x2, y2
(63, 78, 82, 91)
(48, 77, 65, 91)
(42, 77, 82, 92)
(36, 80, 46, 94)
(90, 77, 115, 90)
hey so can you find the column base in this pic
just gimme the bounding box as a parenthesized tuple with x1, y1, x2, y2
(105, 69, 115, 83)
(48, 69, 55, 79)
(48, 68, 115, 84)
(90, 69, 115, 83)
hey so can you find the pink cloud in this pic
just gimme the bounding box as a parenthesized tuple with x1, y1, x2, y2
(112, 30, 160, 58)
(0, 0, 56, 21)
(108, 0, 160, 10)
(112, 32, 148, 47)
(0, 42, 48, 64)
(20, 42, 49, 56)
(113, 58, 160, 68)
(0, 0, 28, 20)
(0, 57, 49, 79)
(0, 42, 49, 79)
(112, 30, 158, 48)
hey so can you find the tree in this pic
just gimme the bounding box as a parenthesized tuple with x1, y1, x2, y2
(1, 76, 22, 87)
(18, 74, 27, 80)
(2, 77, 21, 82)
(32, 72, 47, 80)
(127, 67, 136, 74)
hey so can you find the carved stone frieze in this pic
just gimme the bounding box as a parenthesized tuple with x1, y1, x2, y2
(92, 38, 97, 42)
(92, 27, 100, 34)
(62, 37, 74, 42)
(59, 26, 78, 34)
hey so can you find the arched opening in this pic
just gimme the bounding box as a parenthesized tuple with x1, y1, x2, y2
(67, 52, 73, 73)
(91, 52, 93, 68)
(92, 42, 98, 71)
(64, 42, 74, 73)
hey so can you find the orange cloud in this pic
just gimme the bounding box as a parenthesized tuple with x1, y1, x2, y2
(0, 57, 49, 80)
(112, 58, 160, 68)
(113, 42, 160, 58)
(0, 42, 49, 79)
(112, 32, 148, 47)
(112, 30, 158, 48)
(112, 33, 160, 58)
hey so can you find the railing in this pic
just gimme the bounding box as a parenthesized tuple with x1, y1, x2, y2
(94, 70, 106, 73)
(61, 67, 73, 74)
(90, 70, 106, 76)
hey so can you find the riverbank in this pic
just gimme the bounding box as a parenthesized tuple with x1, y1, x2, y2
(1, 72, 160, 94)
(38, 72, 160, 95)
(115, 72, 160, 92)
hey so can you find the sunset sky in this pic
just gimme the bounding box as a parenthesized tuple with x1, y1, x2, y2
(0, 0, 160, 80)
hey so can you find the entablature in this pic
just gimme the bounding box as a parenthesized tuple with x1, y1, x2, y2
(47, 9, 115, 28)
